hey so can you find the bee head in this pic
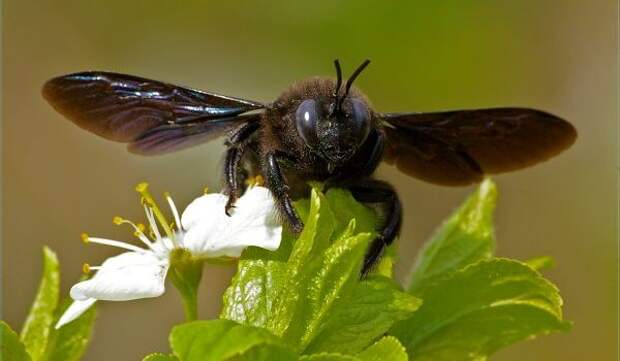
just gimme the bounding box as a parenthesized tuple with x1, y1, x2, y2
(295, 60, 372, 165)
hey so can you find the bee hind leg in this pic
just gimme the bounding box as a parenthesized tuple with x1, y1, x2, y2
(348, 179, 402, 277)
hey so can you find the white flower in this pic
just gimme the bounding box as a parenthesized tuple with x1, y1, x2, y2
(55, 184, 281, 329)
(182, 186, 281, 258)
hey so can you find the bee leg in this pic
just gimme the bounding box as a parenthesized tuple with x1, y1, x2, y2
(224, 122, 260, 215)
(264, 151, 304, 234)
(348, 179, 402, 276)
(223, 148, 244, 215)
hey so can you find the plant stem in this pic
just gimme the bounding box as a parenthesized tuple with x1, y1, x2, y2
(178, 286, 198, 321)
(169, 249, 204, 322)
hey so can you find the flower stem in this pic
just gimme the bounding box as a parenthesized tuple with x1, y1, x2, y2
(178, 284, 198, 321)
(169, 249, 204, 322)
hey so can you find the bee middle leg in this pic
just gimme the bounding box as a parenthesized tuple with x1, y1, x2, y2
(224, 121, 260, 215)
(264, 151, 304, 234)
(348, 179, 402, 276)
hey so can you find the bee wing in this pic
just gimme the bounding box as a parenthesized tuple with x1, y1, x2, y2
(381, 108, 577, 186)
(42, 71, 264, 152)
(128, 113, 259, 156)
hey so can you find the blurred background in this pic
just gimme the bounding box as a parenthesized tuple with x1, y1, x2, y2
(2, 1, 617, 360)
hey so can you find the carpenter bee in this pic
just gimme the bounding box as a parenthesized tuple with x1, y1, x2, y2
(42, 60, 577, 274)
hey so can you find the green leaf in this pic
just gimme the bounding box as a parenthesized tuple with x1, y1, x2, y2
(306, 276, 421, 354)
(524, 256, 555, 271)
(224, 344, 298, 361)
(391, 258, 570, 361)
(324, 188, 378, 238)
(1, 321, 32, 361)
(291, 229, 372, 349)
(357, 336, 408, 361)
(286, 189, 336, 271)
(266, 189, 338, 342)
(44, 297, 97, 361)
(221, 259, 288, 328)
(170, 320, 296, 361)
(300, 354, 357, 361)
(372, 244, 397, 278)
(20, 247, 60, 361)
(222, 186, 377, 352)
(221, 193, 318, 334)
(301, 337, 409, 361)
(143, 353, 179, 361)
(407, 179, 497, 293)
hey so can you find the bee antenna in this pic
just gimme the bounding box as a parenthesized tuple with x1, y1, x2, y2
(333, 59, 343, 104)
(338, 59, 370, 110)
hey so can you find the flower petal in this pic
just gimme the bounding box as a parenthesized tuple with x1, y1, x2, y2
(55, 298, 97, 329)
(181, 193, 228, 231)
(182, 186, 282, 257)
(180, 193, 229, 253)
(70, 251, 169, 301)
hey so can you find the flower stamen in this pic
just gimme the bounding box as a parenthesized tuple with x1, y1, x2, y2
(81, 233, 145, 253)
(144, 205, 175, 249)
(135, 182, 174, 239)
(82, 263, 102, 274)
(165, 192, 183, 231)
(144, 205, 163, 241)
(113, 216, 156, 250)
(246, 175, 265, 187)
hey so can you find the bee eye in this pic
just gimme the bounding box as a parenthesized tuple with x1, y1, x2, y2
(350, 99, 371, 144)
(295, 99, 320, 146)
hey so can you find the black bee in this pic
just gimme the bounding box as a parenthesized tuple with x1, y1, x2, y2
(42, 60, 577, 274)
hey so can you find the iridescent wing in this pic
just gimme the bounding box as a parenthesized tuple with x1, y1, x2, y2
(128, 113, 259, 155)
(43, 71, 264, 155)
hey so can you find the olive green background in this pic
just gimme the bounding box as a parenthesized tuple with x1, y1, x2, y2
(3, 1, 617, 360)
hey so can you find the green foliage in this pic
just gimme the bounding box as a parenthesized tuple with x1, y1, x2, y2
(221, 186, 418, 356)
(2, 248, 96, 361)
(20, 247, 60, 361)
(322, 188, 379, 237)
(392, 259, 570, 361)
(2, 321, 32, 361)
(9, 181, 570, 361)
(407, 179, 497, 293)
(142, 320, 297, 361)
(299, 354, 358, 361)
(305, 276, 420, 355)
(143, 353, 179, 361)
(43, 298, 97, 361)
(149, 319, 410, 361)
(391, 179, 569, 361)
(356, 336, 408, 361)
(525, 256, 556, 271)
(215, 182, 569, 361)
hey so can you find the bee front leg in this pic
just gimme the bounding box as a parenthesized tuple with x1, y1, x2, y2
(264, 151, 304, 234)
(224, 122, 259, 215)
(348, 179, 402, 276)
